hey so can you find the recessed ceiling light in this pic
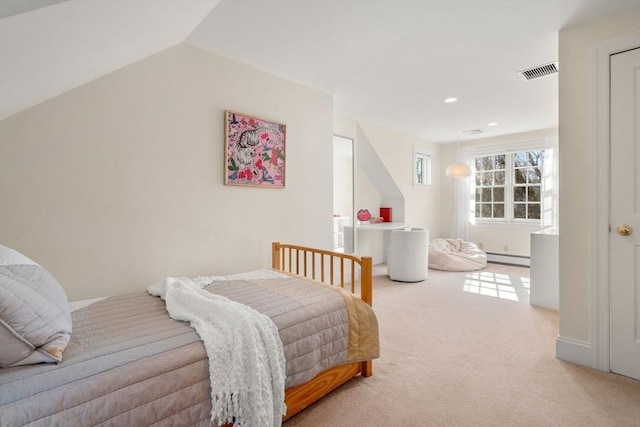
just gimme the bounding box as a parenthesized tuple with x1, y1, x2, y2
(444, 97, 458, 103)
(488, 122, 498, 126)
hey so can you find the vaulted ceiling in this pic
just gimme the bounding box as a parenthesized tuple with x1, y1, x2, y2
(1, 0, 638, 142)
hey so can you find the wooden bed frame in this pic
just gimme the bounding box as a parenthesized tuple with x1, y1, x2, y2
(271, 242, 374, 420)
(1, 242, 374, 426)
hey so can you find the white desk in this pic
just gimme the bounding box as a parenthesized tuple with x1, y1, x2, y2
(345, 222, 410, 264)
(355, 222, 409, 232)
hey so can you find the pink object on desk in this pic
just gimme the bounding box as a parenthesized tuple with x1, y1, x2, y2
(357, 209, 371, 222)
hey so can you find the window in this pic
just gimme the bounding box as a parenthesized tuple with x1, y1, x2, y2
(474, 149, 545, 222)
(414, 149, 432, 187)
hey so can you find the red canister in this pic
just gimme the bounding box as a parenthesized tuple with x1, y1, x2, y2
(380, 207, 392, 222)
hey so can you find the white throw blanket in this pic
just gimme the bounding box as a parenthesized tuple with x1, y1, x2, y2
(149, 276, 286, 427)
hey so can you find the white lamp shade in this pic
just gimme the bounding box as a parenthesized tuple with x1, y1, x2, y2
(445, 162, 472, 178)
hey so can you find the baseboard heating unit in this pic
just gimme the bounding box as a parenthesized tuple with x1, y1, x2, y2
(486, 252, 530, 267)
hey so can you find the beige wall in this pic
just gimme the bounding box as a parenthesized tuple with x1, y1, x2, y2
(558, 11, 640, 343)
(360, 121, 443, 236)
(334, 115, 443, 237)
(0, 44, 334, 301)
(333, 115, 443, 262)
(333, 115, 383, 224)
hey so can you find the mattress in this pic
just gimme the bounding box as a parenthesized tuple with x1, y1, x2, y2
(0, 271, 379, 426)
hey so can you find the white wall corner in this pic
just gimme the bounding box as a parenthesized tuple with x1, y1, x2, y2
(355, 123, 405, 221)
(555, 336, 597, 370)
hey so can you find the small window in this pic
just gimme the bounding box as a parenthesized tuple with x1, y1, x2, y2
(414, 149, 432, 187)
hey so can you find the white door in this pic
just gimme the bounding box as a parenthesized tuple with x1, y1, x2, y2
(610, 47, 640, 380)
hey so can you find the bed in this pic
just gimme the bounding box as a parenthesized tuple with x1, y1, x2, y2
(0, 242, 378, 426)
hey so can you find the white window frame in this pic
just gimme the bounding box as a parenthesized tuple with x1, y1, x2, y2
(474, 153, 508, 222)
(413, 147, 432, 188)
(468, 139, 554, 228)
(474, 151, 544, 224)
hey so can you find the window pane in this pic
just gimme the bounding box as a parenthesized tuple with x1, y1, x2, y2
(528, 167, 542, 184)
(515, 169, 526, 184)
(482, 204, 492, 217)
(482, 172, 493, 186)
(482, 188, 492, 202)
(528, 150, 544, 167)
(475, 204, 480, 217)
(481, 156, 493, 170)
(493, 187, 504, 202)
(528, 186, 541, 202)
(494, 155, 506, 170)
(514, 203, 526, 218)
(494, 203, 504, 218)
(475, 189, 481, 202)
(528, 203, 540, 219)
(514, 186, 526, 201)
(514, 152, 527, 167)
(494, 170, 505, 185)
(475, 158, 482, 171)
(476, 173, 481, 186)
(414, 153, 432, 186)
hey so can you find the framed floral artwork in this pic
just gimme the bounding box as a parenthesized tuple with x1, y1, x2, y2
(224, 110, 286, 188)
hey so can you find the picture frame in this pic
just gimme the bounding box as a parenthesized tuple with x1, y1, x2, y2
(224, 110, 286, 188)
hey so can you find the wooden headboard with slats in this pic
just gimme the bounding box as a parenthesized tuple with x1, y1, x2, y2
(271, 242, 373, 306)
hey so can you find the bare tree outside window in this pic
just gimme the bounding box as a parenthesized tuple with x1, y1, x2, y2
(414, 149, 432, 187)
(474, 149, 545, 223)
(475, 154, 506, 219)
(513, 150, 544, 220)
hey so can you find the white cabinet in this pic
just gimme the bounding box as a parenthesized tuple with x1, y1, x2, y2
(530, 228, 559, 310)
(333, 216, 350, 252)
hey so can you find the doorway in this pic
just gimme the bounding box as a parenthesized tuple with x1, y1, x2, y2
(609, 47, 640, 379)
(333, 135, 354, 252)
(588, 30, 640, 380)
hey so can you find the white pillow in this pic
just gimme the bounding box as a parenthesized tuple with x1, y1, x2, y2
(0, 244, 40, 267)
(0, 244, 72, 368)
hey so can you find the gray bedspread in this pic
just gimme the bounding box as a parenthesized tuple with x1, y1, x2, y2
(0, 274, 379, 426)
(207, 277, 350, 388)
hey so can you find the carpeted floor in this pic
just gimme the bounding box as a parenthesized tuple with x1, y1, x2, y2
(284, 263, 640, 427)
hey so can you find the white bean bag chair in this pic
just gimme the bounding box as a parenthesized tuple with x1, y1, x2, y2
(428, 238, 487, 271)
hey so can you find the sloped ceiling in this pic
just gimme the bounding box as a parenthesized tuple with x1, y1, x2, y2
(0, 0, 69, 19)
(1, 0, 639, 142)
(0, 0, 220, 119)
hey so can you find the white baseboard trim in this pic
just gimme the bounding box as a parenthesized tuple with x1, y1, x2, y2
(486, 252, 530, 267)
(556, 335, 596, 369)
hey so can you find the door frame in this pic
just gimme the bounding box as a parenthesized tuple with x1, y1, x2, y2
(333, 134, 355, 252)
(591, 31, 640, 372)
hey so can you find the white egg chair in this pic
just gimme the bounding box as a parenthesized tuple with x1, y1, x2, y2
(387, 228, 429, 282)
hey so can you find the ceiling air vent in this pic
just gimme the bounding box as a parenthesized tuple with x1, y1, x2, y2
(517, 61, 559, 81)
(462, 129, 483, 135)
